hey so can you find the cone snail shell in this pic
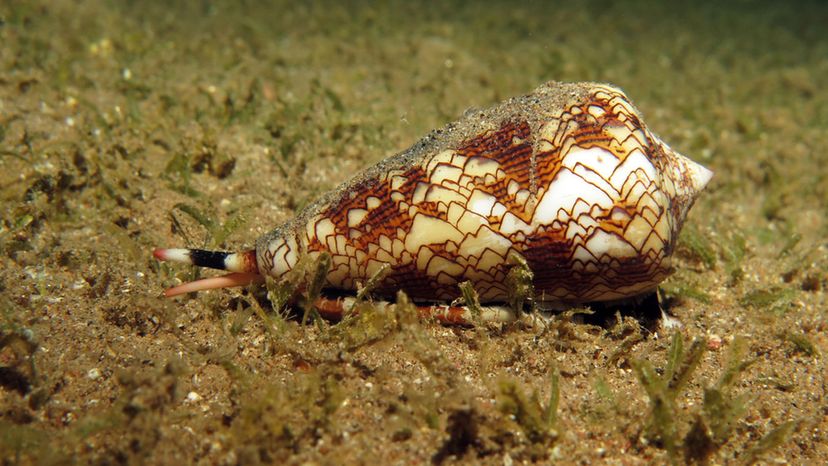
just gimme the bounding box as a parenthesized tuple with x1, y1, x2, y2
(155, 81, 712, 307)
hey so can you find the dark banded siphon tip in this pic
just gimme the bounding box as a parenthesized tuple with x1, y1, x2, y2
(153, 247, 262, 297)
(153, 248, 258, 273)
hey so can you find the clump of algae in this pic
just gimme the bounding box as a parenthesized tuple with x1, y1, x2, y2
(632, 333, 801, 465)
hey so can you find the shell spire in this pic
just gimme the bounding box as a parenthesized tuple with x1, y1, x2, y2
(684, 156, 714, 194)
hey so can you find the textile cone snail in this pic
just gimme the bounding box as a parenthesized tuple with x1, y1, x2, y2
(154, 81, 712, 322)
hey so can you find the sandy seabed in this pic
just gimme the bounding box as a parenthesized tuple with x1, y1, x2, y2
(0, 1, 826, 464)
